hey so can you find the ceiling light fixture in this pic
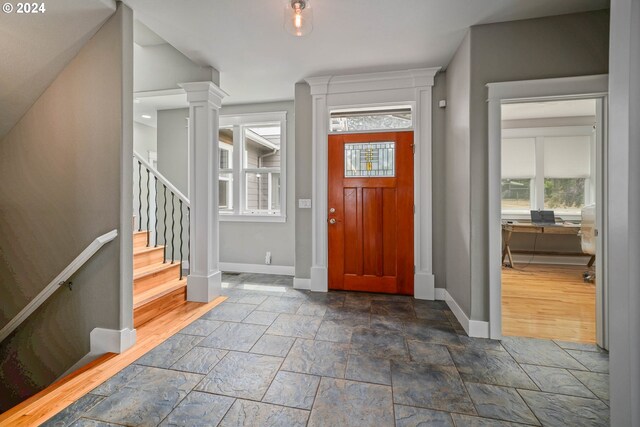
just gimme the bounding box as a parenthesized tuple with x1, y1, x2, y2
(141, 114, 151, 119)
(284, 0, 312, 37)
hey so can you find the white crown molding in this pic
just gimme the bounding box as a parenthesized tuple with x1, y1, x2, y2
(306, 67, 441, 96)
(179, 81, 229, 107)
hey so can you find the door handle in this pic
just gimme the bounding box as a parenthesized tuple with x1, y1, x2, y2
(329, 218, 337, 224)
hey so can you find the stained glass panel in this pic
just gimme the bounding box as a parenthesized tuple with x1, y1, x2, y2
(344, 142, 395, 177)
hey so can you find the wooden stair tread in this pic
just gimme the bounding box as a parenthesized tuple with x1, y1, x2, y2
(133, 230, 148, 236)
(133, 245, 164, 256)
(133, 261, 180, 280)
(134, 278, 187, 309)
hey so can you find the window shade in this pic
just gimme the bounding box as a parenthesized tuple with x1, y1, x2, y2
(501, 138, 536, 179)
(543, 136, 591, 178)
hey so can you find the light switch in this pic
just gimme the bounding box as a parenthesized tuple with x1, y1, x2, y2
(298, 199, 312, 209)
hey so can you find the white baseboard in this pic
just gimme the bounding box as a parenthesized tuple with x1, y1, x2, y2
(90, 327, 137, 354)
(510, 254, 591, 266)
(434, 287, 447, 300)
(414, 272, 435, 300)
(435, 289, 490, 338)
(220, 262, 295, 276)
(293, 277, 311, 290)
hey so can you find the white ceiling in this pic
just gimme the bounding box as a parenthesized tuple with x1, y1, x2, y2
(502, 99, 597, 120)
(0, 0, 116, 138)
(123, 0, 608, 105)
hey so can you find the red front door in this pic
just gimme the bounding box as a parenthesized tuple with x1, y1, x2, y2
(328, 131, 414, 295)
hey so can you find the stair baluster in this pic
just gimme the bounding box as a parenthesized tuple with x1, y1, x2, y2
(137, 160, 142, 232)
(154, 176, 158, 247)
(179, 199, 184, 280)
(163, 184, 167, 264)
(171, 192, 175, 265)
(146, 169, 150, 247)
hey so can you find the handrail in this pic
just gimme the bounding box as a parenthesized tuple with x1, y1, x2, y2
(0, 229, 118, 343)
(133, 151, 190, 207)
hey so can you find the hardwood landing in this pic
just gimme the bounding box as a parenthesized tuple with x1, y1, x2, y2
(0, 296, 226, 427)
(502, 263, 596, 343)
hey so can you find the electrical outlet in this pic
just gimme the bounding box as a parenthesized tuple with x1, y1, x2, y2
(265, 251, 272, 265)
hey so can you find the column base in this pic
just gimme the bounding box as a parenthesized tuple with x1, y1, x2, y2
(187, 270, 222, 302)
(414, 271, 435, 300)
(310, 266, 328, 292)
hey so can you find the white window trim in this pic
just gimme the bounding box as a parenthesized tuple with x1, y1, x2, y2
(218, 111, 287, 223)
(501, 125, 595, 220)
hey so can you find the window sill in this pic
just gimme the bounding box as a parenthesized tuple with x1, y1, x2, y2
(219, 213, 287, 223)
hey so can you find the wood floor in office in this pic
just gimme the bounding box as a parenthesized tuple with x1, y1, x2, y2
(502, 263, 596, 343)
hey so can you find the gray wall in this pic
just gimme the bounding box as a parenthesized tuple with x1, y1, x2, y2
(444, 32, 472, 316)
(444, 10, 610, 321)
(294, 83, 313, 279)
(0, 4, 130, 410)
(157, 109, 189, 195)
(134, 121, 157, 155)
(608, 0, 640, 423)
(134, 42, 217, 92)
(432, 72, 447, 290)
(220, 101, 296, 267)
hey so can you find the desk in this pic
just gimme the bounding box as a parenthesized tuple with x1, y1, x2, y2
(502, 222, 581, 267)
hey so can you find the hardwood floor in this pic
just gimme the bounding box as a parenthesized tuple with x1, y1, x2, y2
(502, 263, 596, 343)
(0, 296, 226, 427)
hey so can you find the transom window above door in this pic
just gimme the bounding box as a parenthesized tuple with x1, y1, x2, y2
(330, 106, 412, 133)
(218, 112, 287, 222)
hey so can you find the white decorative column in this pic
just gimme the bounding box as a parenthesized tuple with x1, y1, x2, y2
(180, 81, 227, 302)
(306, 76, 331, 292)
(413, 80, 436, 300)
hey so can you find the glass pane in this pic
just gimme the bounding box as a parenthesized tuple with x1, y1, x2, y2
(544, 178, 586, 215)
(330, 107, 412, 132)
(501, 178, 531, 211)
(244, 172, 280, 214)
(219, 173, 233, 211)
(219, 127, 234, 170)
(344, 142, 395, 177)
(244, 124, 281, 169)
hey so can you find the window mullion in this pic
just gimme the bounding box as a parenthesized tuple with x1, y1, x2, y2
(534, 136, 545, 210)
(232, 124, 242, 215)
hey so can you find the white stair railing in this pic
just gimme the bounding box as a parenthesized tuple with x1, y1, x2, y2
(0, 229, 118, 343)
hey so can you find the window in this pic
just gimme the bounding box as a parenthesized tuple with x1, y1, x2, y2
(501, 133, 593, 218)
(218, 112, 287, 221)
(218, 128, 234, 211)
(330, 106, 412, 133)
(501, 178, 532, 212)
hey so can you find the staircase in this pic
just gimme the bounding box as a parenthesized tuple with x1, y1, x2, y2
(132, 151, 190, 328)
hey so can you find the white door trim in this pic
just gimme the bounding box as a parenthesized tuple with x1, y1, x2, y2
(305, 68, 440, 299)
(486, 74, 609, 341)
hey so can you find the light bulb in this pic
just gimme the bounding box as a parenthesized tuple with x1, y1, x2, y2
(284, 0, 312, 37)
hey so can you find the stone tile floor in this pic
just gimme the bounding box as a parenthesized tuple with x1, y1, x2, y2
(43, 273, 610, 427)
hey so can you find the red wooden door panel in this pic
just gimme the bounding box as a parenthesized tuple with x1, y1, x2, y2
(328, 131, 414, 295)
